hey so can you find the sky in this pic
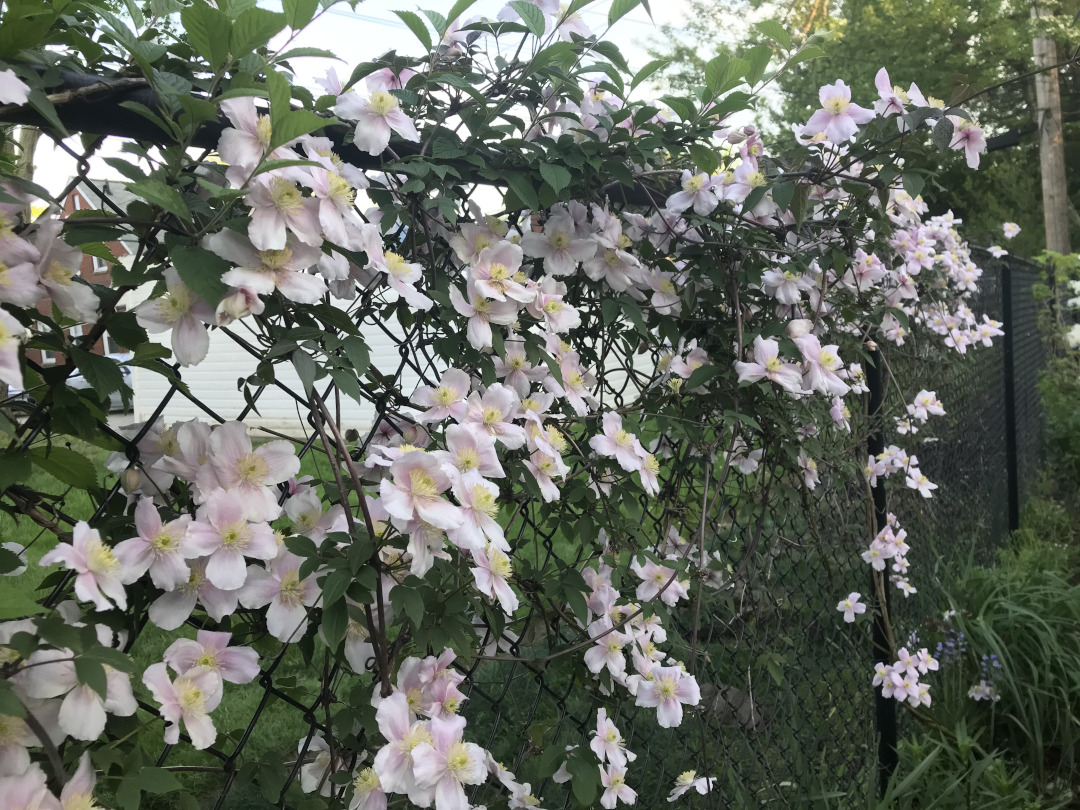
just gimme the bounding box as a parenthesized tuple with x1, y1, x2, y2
(31, 0, 697, 199)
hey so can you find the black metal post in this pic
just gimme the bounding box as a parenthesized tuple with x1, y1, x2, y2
(1002, 264, 1020, 532)
(866, 347, 897, 797)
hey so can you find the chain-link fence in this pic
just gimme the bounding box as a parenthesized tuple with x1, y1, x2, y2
(1, 120, 1047, 810)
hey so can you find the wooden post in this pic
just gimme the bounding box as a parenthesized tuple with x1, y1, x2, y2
(1032, 6, 1071, 254)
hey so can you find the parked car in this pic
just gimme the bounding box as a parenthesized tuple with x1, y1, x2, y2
(6, 352, 132, 413)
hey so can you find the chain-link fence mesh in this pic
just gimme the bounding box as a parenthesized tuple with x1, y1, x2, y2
(4, 129, 1047, 810)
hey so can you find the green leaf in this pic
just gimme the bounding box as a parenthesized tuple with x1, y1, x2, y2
(0, 590, 46, 620)
(26, 87, 69, 137)
(704, 55, 728, 95)
(503, 172, 539, 211)
(342, 337, 371, 376)
(282, 0, 319, 29)
(685, 364, 720, 390)
(292, 349, 316, 395)
(394, 10, 433, 52)
(770, 180, 794, 212)
(71, 348, 126, 400)
(276, 47, 339, 61)
(790, 182, 810, 228)
(444, 0, 479, 28)
(902, 172, 925, 199)
(687, 143, 718, 175)
(567, 754, 600, 805)
(660, 94, 695, 122)
(230, 7, 286, 57)
(753, 19, 791, 49)
(786, 44, 825, 67)
(932, 116, 955, 151)
(0, 545, 22, 575)
(509, 0, 545, 37)
(121, 0, 146, 27)
(170, 243, 231, 308)
(271, 109, 329, 150)
(81, 645, 136, 673)
(130, 767, 183, 795)
(181, 0, 232, 68)
(127, 179, 190, 221)
(630, 58, 668, 91)
(744, 44, 772, 86)
(390, 586, 424, 629)
(608, 0, 640, 25)
(75, 657, 108, 700)
(0, 681, 26, 718)
(0, 450, 30, 493)
(538, 163, 572, 195)
(30, 446, 99, 489)
(320, 598, 348, 649)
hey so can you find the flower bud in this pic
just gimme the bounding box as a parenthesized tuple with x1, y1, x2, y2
(215, 287, 264, 327)
(120, 468, 141, 493)
(344, 428, 360, 442)
(786, 319, 814, 339)
(725, 130, 746, 144)
(865, 339, 879, 351)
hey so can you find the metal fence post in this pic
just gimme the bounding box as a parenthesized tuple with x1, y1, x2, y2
(1002, 262, 1020, 532)
(867, 347, 897, 796)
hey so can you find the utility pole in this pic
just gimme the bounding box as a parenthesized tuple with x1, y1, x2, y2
(1032, 5, 1071, 254)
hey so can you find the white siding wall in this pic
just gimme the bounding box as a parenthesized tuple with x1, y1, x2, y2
(132, 312, 419, 437)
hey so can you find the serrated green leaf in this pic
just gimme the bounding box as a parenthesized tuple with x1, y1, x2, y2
(744, 44, 772, 86)
(71, 348, 126, 400)
(394, 10, 433, 51)
(932, 116, 955, 151)
(230, 7, 286, 57)
(26, 87, 69, 137)
(685, 363, 720, 389)
(0, 589, 45, 621)
(509, 0, 545, 37)
(770, 180, 794, 212)
(181, 0, 232, 68)
(687, 143, 718, 175)
(390, 586, 424, 629)
(444, 0, 479, 28)
(902, 172, 925, 199)
(75, 657, 108, 700)
(538, 163, 572, 195)
(293, 349, 316, 395)
(0, 450, 31, 493)
(704, 55, 728, 95)
(754, 19, 791, 49)
(170, 243, 231, 308)
(127, 179, 190, 221)
(608, 0, 640, 25)
(30, 446, 99, 489)
(320, 598, 348, 649)
(630, 58, 668, 91)
(270, 109, 329, 149)
(282, 0, 319, 29)
(342, 337, 370, 376)
(503, 172, 539, 211)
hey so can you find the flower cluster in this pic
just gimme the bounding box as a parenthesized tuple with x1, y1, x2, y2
(875, 646, 940, 707)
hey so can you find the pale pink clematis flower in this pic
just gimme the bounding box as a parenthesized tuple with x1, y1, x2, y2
(448, 279, 519, 349)
(0, 763, 61, 810)
(380, 451, 464, 531)
(135, 267, 214, 366)
(33, 219, 101, 322)
(142, 662, 223, 750)
(761, 266, 813, 305)
(113, 497, 191, 591)
(245, 175, 322, 250)
(448, 479, 507, 552)
(631, 557, 689, 606)
(199, 421, 300, 521)
(148, 557, 240, 630)
(240, 551, 321, 643)
(412, 369, 471, 423)
(734, 336, 805, 394)
(375, 251, 434, 310)
(469, 240, 534, 302)
(635, 664, 700, 728)
(183, 488, 278, 590)
(493, 346, 547, 397)
(284, 488, 347, 542)
(519, 215, 596, 276)
(525, 277, 581, 333)
(666, 170, 718, 215)
(583, 619, 630, 678)
(439, 423, 504, 483)
(218, 97, 291, 186)
(366, 67, 419, 93)
(803, 80, 875, 143)
(794, 334, 850, 397)
(873, 68, 908, 128)
(411, 714, 487, 810)
(667, 771, 715, 802)
(0, 309, 24, 392)
(599, 764, 637, 809)
(545, 352, 598, 416)
(837, 592, 866, 623)
(589, 411, 644, 472)
(204, 229, 327, 304)
(590, 708, 636, 767)
(461, 383, 527, 449)
(948, 117, 987, 169)
(1003, 222, 1021, 239)
(39, 522, 126, 611)
(0, 70, 30, 105)
(350, 767, 387, 810)
(905, 468, 938, 498)
(59, 752, 101, 810)
(15, 647, 137, 742)
(469, 542, 519, 615)
(163, 630, 260, 684)
(523, 449, 569, 502)
(372, 691, 433, 799)
(335, 91, 420, 156)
